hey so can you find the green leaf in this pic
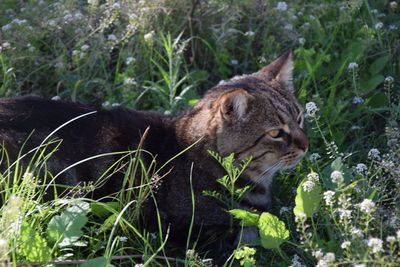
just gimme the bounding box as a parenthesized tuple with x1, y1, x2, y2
(81, 257, 109, 267)
(293, 178, 322, 218)
(359, 74, 384, 93)
(369, 54, 389, 75)
(91, 202, 119, 217)
(368, 92, 388, 108)
(17, 222, 52, 262)
(47, 201, 89, 247)
(321, 157, 353, 190)
(229, 209, 260, 226)
(258, 212, 289, 249)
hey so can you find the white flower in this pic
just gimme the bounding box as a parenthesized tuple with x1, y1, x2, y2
(2, 42, 11, 48)
(385, 76, 394, 83)
(72, 50, 80, 56)
(305, 102, 318, 117)
(48, 20, 57, 27)
(0, 239, 7, 247)
(80, 52, 86, 59)
(390, 1, 398, 9)
(348, 62, 359, 69)
(81, 44, 90, 51)
(88, 0, 97, 4)
(355, 163, 367, 173)
(126, 57, 136, 65)
(230, 59, 238, 65)
(307, 172, 319, 182)
(279, 206, 289, 215)
(341, 241, 351, 249)
(23, 172, 34, 180)
(124, 77, 137, 86)
(119, 236, 128, 242)
(74, 11, 84, 19)
(298, 37, 305, 45)
(2, 23, 12, 31)
(367, 237, 383, 253)
(371, 9, 379, 14)
(302, 180, 315, 192)
(312, 250, 324, 259)
(330, 171, 344, 184)
(309, 153, 321, 161)
(108, 34, 117, 41)
(112, 2, 121, 9)
(336, 208, 352, 220)
(324, 252, 335, 262)
(368, 148, 381, 160)
(291, 254, 304, 267)
(359, 199, 376, 213)
(389, 24, 398, 30)
(323, 191, 335, 205)
(244, 31, 255, 37)
(374, 22, 384, 30)
(351, 227, 364, 238)
(397, 230, 400, 239)
(284, 24, 293, 30)
(52, 96, 61, 101)
(275, 2, 288, 11)
(352, 96, 364, 104)
(295, 213, 307, 222)
(102, 101, 110, 107)
(354, 264, 366, 267)
(144, 31, 154, 40)
(386, 236, 396, 243)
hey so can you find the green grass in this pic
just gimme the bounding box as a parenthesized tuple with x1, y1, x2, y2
(0, 0, 400, 266)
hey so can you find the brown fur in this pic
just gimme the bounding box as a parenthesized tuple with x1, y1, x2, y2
(0, 52, 308, 249)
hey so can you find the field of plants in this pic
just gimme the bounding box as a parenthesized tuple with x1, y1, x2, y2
(0, 0, 399, 266)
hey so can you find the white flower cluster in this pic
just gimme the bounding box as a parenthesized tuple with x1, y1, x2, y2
(368, 148, 381, 160)
(305, 102, 318, 117)
(302, 171, 320, 192)
(358, 199, 376, 213)
(309, 153, 321, 161)
(323, 190, 335, 205)
(330, 170, 344, 184)
(366, 237, 383, 253)
(385, 76, 394, 83)
(355, 163, 367, 173)
(352, 96, 364, 104)
(316, 252, 335, 267)
(275, 2, 288, 11)
(348, 62, 358, 69)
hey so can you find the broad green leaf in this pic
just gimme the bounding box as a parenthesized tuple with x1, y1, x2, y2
(229, 209, 260, 226)
(359, 74, 384, 93)
(368, 92, 388, 108)
(81, 256, 109, 267)
(47, 201, 89, 247)
(321, 157, 353, 190)
(369, 54, 389, 75)
(258, 212, 289, 249)
(91, 202, 119, 217)
(293, 178, 322, 218)
(17, 222, 52, 262)
(98, 214, 118, 233)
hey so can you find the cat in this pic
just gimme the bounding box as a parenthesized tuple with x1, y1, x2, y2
(0, 51, 307, 250)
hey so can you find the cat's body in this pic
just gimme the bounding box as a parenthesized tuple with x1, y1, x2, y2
(0, 52, 308, 248)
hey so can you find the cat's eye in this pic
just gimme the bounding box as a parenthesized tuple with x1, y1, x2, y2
(267, 129, 281, 138)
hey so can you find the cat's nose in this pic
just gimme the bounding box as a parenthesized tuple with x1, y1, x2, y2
(294, 129, 308, 152)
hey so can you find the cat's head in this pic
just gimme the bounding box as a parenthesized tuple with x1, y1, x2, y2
(206, 51, 308, 184)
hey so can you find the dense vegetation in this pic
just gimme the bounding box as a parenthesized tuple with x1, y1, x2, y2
(0, 0, 399, 266)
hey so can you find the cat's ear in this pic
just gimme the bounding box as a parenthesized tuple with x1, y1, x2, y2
(218, 89, 253, 121)
(255, 51, 294, 90)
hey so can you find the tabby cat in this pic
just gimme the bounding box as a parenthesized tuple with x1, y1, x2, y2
(0, 51, 307, 248)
